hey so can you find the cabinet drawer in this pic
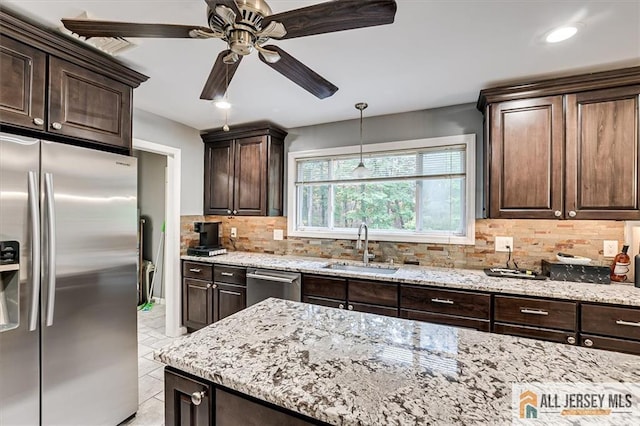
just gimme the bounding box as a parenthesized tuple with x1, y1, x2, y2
(401, 309, 490, 332)
(183, 261, 213, 281)
(494, 296, 576, 330)
(303, 295, 346, 309)
(401, 286, 491, 320)
(348, 280, 398, 307)
(581, 304, 640, 341)
(581, 334, 640, 356)
(302, 275, 347, 300)
(493, 323, 577, 345)
(349, 302, 398, 318)
(214, 265, 246, 286)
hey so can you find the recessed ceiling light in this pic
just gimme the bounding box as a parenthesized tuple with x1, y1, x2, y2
(214, 100, 231, 109)
(546, 26, 578, 43)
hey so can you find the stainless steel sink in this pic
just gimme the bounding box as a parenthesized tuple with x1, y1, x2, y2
(323, 264, 398, 274)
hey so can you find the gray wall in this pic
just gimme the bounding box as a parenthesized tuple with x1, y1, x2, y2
(134, 150, 166, 298)
(133, 108, 203, 215)
(285, 103, 484, 216)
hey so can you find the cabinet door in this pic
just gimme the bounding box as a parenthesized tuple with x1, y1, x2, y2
(204, 141, 234, 215)
(234, 136, 267, 215)
(215, 283, 246, 322)
(566, 86, 640, 220)
(165, 369, 212, 426)
(0, 35, 46, 130)
(488, 96, 564, 218)
(182, 279, 213, 331)
(48, 56, 132, 149)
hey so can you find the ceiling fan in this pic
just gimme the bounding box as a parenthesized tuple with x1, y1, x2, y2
(62, 0, 398, 101)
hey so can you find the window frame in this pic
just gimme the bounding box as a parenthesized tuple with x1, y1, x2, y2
(287, 134, 476, 245)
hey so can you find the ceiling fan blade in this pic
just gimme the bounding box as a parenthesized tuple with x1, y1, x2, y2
(205, 0, 242, 22)
(261, 0, 397, 40)
(200, 50, 243, 100)
(258, 45, 338, 99)
(61, 19, 217, 38)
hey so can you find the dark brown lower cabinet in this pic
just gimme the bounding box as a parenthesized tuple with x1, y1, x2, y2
(350, 302, 398, 317)
(302, 295, 345, 309)
(165, 369, 213, 426)
(493, 323, 577, 345)
(165, 368, 326, 426)
(215, 283, 246, 322)
(182, 279, 213, 332)
(580, 334, 640, 356)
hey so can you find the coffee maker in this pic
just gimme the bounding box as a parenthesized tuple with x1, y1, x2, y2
(187, 222, 226, 256)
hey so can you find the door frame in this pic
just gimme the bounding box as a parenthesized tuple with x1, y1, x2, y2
(133, 138, 185, 337)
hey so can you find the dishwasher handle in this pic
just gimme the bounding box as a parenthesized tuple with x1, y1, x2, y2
(246, 272, 297, 284)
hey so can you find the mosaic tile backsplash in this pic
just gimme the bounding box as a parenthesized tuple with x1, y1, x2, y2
(181, 215, 624, 271)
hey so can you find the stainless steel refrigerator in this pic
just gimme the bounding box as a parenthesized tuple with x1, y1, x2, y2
(0, 133, 138, 425)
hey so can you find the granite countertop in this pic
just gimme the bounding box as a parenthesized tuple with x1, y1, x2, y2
(181, 252, 640, 307)
(156, 298, 640, 425)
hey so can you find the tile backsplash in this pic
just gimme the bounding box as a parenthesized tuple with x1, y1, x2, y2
(181, 215, 624, 271)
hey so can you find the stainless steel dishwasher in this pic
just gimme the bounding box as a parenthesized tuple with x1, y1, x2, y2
(246, 268, 301, 306)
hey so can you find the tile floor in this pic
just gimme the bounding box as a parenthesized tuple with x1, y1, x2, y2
(120, 303, 181, 426)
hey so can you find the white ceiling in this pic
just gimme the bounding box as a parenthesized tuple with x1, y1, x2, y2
(4, 1, 640, 131)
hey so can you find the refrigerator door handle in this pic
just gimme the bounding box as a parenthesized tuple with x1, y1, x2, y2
(28, 171, 41, 332)
(44, 172, 56, 327)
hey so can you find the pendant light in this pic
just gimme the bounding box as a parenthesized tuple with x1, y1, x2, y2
(353, 102, 370, 178)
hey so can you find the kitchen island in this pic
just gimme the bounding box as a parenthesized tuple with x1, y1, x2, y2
(156, 298, 640, 425)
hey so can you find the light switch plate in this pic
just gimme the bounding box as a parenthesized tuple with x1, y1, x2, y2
(495, 236, 514, 252)
(230, 227, 237, 238)
(604, 240, 618, 257)
(273, 229, 284, 241)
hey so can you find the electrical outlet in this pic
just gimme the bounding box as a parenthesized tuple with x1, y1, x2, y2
(273, 229, 284, 241)
(495, 236, 514, 253)
(230, 227, 237, 238)
(604, 240, 618, 257)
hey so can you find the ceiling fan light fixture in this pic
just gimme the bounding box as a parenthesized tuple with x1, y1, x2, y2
(215, 99, 231, 109)
(546, 26, 578, 43)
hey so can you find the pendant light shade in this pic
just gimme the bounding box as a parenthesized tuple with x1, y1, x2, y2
(353, 102, 370, 178)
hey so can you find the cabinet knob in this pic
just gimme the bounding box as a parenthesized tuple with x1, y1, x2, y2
(51, 122, 62, 130)
(191, 390, 206, 406)
(212, 284, 218, 289)
(33, 118, 44, 126)
(338, 304, 344, 309)
(567, 336, 576, 345)
(348, 305, 354, 311)
(584, 339, 594, 347)
(227, 210, 232, 214)
(206, 284, 212, 289)
(233, 210, 238, 215)
(568, 210, 577, 218)
(554, 210, 562, 218)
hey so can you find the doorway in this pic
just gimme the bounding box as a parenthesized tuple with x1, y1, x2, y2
(132, 139, 184, 338)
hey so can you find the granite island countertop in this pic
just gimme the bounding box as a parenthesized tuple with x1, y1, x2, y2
(181, 252, 640, 307)
(156, 298, 640, 425)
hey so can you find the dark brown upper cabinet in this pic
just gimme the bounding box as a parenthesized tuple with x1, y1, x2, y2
(479, 66, 640, 220)
(0, 9, 147, 152)
(202, 122, 287, 216)
(565, 86, 640, 220)
(0, 35, 46, 131)
(48, 57, 132, 149)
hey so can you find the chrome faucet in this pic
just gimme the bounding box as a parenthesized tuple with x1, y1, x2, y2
(356, 223, 375, 265)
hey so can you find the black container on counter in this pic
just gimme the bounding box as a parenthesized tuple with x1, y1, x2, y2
(541, 260, 611, 284)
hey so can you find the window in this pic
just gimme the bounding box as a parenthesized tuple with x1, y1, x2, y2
(287, 134, 475, 244)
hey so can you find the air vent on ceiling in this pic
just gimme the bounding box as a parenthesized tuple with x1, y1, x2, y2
(59, 12, 136, 56)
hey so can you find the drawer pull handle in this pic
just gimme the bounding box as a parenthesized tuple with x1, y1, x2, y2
(339, 304, 344, 309)
(567, 336, 576, 345)
(520, 308, 549, 316)
(616, 320, 640, 328)
(191, 390, 206, 406)
(584, 339, 594, 347)
(189, 268, 202, 273)
(431, 298, 454, 305)
(348, 305, 354, 311)
(221, 272, 234, 277)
